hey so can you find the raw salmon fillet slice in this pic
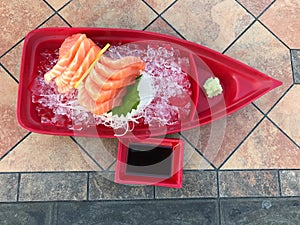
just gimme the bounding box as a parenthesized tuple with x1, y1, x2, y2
(78, 83, 126, 115)
(99, 55, 144, 69)
(69, 45, 101, 87)
(55, 38, 97, 93)
(94, 61, 145, 80)
(84, 75, 120, 103)
(44, 34, 87, 84)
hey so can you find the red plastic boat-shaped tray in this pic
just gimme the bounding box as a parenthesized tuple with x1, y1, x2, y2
(17, 28, 282, 138)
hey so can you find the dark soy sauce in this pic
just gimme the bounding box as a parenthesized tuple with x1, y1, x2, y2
(126, 143, 173, 178)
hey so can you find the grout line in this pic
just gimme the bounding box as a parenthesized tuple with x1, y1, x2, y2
(264, 83, 294, 116)
(56, 12, 73, 27)
(0, 38, 25, 60)
(266, 116, 300, 149)
(216, 170, 222, 225)
(141, 14, 186, 40)
(0, 63, 19, 84)
(35, 12, 72, 29)
(43, 0, 73, 13)
(217, 116, 265, 169)
(141, 0, 160, 16)
(219, 195, 300, 200)
(235, 0, 276, 20)
(196, 168, 300, 173)
(1, 195, 300, 204)
(0, 169, 215, 175)
(216, 170, 221, 198)
(43, 0, 58, 13)
(179, 133, 218, 170)
(222, 19, 256, 54)
(36, 13, 57, 29)
(141, 0, 178, 16)
(277, 170, 282, 197)
(86, 172, 90, 201)
(256, 0, 276, 19)
(157, 0, 178, 16)
(140, 0, 184, 38)
(0, 132, 31, 161)
(257, 19, 290, 50)
(251, 102, 266, 116)
(234, 0, 257, 18)
(143, 15, 160, 31)
(42, 0, 72, 27)
(142, 0, 186, 41)
(0, 197, 218, 204)
(159, 16, 186, 40)
(183, 169, 217, 172)
(0, 168, 298, 175)
(69, 136, 104, 171)
(16, 173, 21, 202)
(290, 49, 298, 84)
(105, 160, 116, 172)
(9, 171, 96, 175)
(54, 202, 59, 225)
(153, 186, 156, 199)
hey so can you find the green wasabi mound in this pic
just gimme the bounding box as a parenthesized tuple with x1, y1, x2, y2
(203, 77, 223, 98)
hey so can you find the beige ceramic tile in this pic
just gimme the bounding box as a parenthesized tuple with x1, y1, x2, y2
(269, 85, 300, 146)
(226, 22, 293, 113)
(74, 137, 118, 170)
(0, 42, 22, 80)
(166, 133, 213, 170)
(145, 17, 181, 38)
(41, 14, 70, 28)
(221, 119, 300, 169)
(0, 15, 68, 81)
(0, 0, 53, 55)
(0, 67, 28, 158)
(0, 133, 101, 172)
(260, 0, 300, 49)
(238, 0, 274, 16)
(182, 105, 263, 168)
(183, 142, 213, 170)
(46, 0, 70, 10)
(60, 0, 157, 29)
(143, 0, 175, 14)
(162, 0, 254, 52)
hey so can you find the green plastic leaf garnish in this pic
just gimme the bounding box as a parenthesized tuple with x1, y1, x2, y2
(111, 76, 142, 116)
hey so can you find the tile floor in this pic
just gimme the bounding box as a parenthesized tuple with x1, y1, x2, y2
(0, 0, 299, 224)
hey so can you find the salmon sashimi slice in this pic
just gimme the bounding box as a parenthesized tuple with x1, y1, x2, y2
(58, 38, 94, 83)
(59, 33, 83, 59)
(84, 75, 120, 103)
(89, 69, 136, 90)
(44, 34, 87, 84)
(57, 84, 73, 94)
(55, 38, 95, 93)
(69, 45, 101, 87)
(99, 56, 145, 69)
(94, 61, 145, 80)
(78, 83, 126, 115)
(77, 84, 95, 110)
(92, 89, 127, 115)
